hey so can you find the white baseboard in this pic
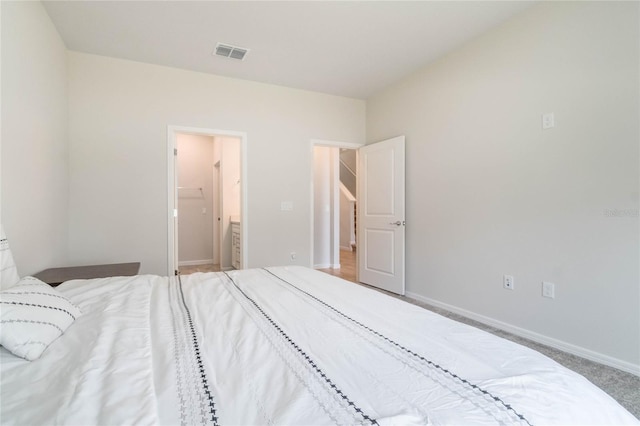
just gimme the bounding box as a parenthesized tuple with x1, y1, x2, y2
(314, 263, 341, 269)
(406, 291, 640, 377)
(178, 259, 214, 267)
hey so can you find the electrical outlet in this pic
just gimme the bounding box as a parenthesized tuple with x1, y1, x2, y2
(503, 275, 514, 290)
(542, 281, 555, 299)
(290, 252, 297, 262)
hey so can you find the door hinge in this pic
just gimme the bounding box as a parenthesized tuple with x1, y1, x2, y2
(174, 148, 178, 156)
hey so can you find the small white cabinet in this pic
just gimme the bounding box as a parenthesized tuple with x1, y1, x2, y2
(231, 222, 241, 269)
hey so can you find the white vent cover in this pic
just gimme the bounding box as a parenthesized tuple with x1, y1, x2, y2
(214, 43, 249, 61)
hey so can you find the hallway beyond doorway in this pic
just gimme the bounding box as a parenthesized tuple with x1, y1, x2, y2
(318, 249, 356, 283)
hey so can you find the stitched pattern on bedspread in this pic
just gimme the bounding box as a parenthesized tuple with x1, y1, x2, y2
(219, 273, 348, 424)
(262, 268, 534, 426)
(222, 271, 379, 426)
(168, 275, 218, 426)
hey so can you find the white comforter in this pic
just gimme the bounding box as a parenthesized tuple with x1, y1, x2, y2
(1, 266, 637, 425)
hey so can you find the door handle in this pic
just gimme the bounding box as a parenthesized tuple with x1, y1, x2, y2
(389, 220, 405, 226)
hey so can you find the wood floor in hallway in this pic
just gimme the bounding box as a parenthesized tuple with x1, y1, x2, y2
(318, 249, 357, 283)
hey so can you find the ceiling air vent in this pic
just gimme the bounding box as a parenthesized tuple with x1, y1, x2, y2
(214, 43, 249, 61)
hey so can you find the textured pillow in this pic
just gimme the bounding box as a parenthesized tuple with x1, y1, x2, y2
(0, 276, 82, 360)
(1, 225, 20, 290)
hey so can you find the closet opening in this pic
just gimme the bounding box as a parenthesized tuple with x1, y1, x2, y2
(167, 126, 247, 276)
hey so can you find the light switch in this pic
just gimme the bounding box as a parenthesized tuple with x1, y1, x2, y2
(281, 201, 293, 211)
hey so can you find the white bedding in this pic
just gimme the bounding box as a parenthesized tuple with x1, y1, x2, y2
(1, 266, 637, 425)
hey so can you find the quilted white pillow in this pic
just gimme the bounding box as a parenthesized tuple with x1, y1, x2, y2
(0, 276, 82, 361)
(1, 225, 20, 290)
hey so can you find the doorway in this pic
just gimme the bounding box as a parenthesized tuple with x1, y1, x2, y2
(167, 126, 247, 276)
(310, 140, 363, 283)
(175, 133, 218, 274)
(311, 136, 406, 294)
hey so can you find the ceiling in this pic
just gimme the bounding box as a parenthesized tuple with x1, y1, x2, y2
(43, 1, 534, 99)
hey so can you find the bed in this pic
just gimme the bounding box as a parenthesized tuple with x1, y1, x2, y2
(1, 266, 638, 425)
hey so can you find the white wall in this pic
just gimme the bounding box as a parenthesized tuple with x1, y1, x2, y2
(176, 133, 214, 265)
(367, 2, 639, 370)
(313, 146, 340, 268)
(1, 1, 69, 275)
(67, 52, 365, 274)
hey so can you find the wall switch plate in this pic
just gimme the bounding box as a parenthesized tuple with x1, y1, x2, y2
(503, 275, 514, 290)
(290, 252, 297, 261)
(542, 113, 555, 129)
(281, 201, 293, 211)
(542, 281, 555, 298)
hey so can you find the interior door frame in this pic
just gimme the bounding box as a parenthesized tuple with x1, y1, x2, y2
(167, 125, 248, 276)
(309, 139, 364, 276)
(213, 161, 221, 266)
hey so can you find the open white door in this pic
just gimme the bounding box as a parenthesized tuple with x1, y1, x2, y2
(358, 136, 405, 295)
